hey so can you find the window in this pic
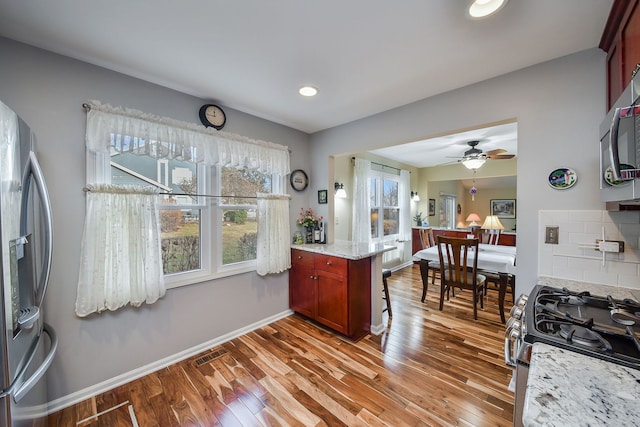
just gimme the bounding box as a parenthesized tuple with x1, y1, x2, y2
(439, 194, 457, 229)
(98, 135, 274, 288)
(369, 171, 400, 241)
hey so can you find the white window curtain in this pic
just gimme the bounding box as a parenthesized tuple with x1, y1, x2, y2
(399, 169, 411, 242)
(84, 100, 290, 175)
(75, 185, 165, 317)
(256, 193, 291, 275)
(79, 101, 292, 316)
(352, 158, 371, 244)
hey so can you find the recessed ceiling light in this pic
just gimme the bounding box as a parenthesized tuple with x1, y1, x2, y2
(299, 86, 318, 97)
(468, 0, 508, 19)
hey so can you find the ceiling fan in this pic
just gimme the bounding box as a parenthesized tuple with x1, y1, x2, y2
(458, 140, 515, 169)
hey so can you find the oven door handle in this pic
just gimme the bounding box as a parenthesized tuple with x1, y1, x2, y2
(504, 323, 520, 367)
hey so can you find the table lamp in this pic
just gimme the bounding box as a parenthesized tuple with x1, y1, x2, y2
(481, 215, 504, 231)
(466, 213, 481, 227)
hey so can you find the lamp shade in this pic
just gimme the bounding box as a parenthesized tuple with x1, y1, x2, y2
(466, 213, 481, 226)
(481, 215, 504, 230)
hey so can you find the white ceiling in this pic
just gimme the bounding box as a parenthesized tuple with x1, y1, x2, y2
(369, 121, 517, 168)
(0, 0, 612, 135)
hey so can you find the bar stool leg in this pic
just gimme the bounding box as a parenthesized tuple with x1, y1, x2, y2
(382, 269, 392, 318)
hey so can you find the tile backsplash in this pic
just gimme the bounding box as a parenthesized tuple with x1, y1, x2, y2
(538, 210, 640, 290)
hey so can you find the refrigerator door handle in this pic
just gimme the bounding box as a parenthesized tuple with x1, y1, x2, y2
(0, 324, 58, 402)
(12, 323, 58, 403)
(27, 151, 54, 308)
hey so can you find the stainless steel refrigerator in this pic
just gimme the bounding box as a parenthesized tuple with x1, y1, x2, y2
(0, 100, 58, 426)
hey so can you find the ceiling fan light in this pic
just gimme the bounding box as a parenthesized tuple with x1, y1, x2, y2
(462, 157, 486, 170)
(468, 0, 508, 19)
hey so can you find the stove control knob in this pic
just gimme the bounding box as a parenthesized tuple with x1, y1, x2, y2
(510, 305, 524, 320)
(515, 294, 529, 307)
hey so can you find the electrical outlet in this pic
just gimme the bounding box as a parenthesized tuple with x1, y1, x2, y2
(545, 226, 559, 244)
(596, 240, 625, 253)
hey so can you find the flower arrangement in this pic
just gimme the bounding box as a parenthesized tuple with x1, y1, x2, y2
(297, 208, 323, 228)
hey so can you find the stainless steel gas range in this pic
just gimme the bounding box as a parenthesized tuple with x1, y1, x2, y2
(505, 285, 640, 427)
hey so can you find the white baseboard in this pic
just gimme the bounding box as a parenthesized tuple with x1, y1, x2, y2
(370, 322, 386, 335)
(47, 309, 293, 414)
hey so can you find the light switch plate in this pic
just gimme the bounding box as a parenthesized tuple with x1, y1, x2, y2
(545, 226, 559, 244)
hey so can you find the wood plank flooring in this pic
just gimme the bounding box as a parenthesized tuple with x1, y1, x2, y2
(48, 264, 515, 426)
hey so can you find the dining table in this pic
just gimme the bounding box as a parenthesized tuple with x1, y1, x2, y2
(412, 243, 517, 323)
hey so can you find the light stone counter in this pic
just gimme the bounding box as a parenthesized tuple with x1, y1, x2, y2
(523, 343, 640, 427)
(291, 239, 396, 260)
(537, 276, 640, 301)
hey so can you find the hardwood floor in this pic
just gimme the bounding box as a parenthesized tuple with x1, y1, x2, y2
(48, 264, 514, 426)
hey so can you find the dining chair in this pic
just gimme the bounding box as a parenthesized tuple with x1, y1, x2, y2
(419, 227, 440, 286)
(436, 236, 486, 320)
(484, 273, 515, 304)
(482, 230, 501, 245)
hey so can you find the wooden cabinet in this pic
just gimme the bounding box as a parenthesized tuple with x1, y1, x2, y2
(601, 0, 640, 109)
(290, 249, 371, 340)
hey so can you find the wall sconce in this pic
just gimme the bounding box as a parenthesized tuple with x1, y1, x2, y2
(334, 182, 347, 198)
(410, 191, 420, 202)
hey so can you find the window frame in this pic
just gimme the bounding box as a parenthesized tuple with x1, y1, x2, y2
(369, 169, 401, 242)
(87, 149, 280, 290)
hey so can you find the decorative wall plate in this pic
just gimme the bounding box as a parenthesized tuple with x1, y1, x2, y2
(548, 167, 577, 190)
(603, 164, 634, 186)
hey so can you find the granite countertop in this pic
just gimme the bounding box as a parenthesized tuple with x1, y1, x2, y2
(523, 343, 640, 427)
(291, 239, 396, 260)
(537, 276, 640, 301)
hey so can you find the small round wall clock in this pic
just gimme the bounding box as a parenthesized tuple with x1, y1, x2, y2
(199, 104, 226, 130)
(289, 169, 309, 191)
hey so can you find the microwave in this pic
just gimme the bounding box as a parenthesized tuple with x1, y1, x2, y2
(599, 72, 640, 209)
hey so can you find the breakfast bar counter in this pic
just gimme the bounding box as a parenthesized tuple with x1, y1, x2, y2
(291, 239, 396, 260)
(290, 240, 396, 339)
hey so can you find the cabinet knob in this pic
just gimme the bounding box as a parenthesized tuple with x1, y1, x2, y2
(297, 255, 302, 260)
(326, 261, 331, 265)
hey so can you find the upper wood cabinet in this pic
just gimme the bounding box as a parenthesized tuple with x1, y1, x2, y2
(600, 0, 640, 109)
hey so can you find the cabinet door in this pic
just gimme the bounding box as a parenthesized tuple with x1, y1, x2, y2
(315, 270, 348, 334)
(289, 264, 316, 319)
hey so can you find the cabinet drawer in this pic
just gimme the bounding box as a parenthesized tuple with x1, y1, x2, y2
(314, 254, 348, 275)
(291, 249, 314, 268)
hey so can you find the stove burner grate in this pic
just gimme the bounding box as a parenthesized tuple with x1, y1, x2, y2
(559, 324, 612, 351)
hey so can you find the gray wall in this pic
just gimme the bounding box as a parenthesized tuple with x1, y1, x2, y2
(0, 37, 310, 403)
(309, 48, 608, 294)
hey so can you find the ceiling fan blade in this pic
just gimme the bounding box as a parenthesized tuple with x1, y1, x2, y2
(485, 148, 506, 156)
(487, 154, 515, 160)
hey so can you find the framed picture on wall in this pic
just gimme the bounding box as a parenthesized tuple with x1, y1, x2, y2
(490, 199, 516, 218)
(318, 190, 328, 204)
(428, 198, 436, 216)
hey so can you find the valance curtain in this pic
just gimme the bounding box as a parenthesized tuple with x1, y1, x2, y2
(84, 100, 290, 175)
(352, 158, 371, 244)
(256, 193, 291, 275)
(75, 185, 165, 317)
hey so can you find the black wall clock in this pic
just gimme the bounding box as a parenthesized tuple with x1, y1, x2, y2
(199, 104, 226, 130)
(290, 169, 309, 191)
